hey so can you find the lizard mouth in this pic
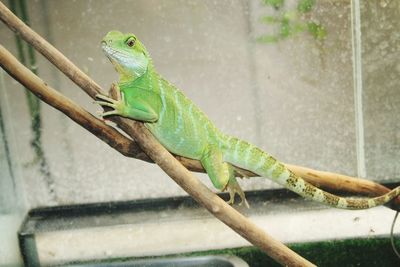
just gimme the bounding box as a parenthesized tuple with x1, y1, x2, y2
(101, 42, 116, 57)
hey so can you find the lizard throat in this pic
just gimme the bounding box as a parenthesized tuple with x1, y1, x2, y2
(102, 44, 148, 80)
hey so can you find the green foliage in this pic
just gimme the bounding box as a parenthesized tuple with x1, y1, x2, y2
(257, 35, 280, 43)
(297, 0, 315, 13)
(280, 17, 291, 38)
(262, 0, 284, 9)
(260, 15, 280, 24)
(307, 21, 326, 40)
(258, 0, 327, 44)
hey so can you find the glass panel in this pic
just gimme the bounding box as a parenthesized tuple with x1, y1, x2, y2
(361, 1, 400, 181)
(249, 0, 356, 192)
(1, 0, 357, 206)
(0, 70, 26, 266)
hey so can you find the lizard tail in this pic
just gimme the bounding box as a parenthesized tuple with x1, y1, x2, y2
(224, 136, 400, 209)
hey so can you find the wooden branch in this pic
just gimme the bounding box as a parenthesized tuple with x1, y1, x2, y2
(286, 164, 396, 196)
(1, 2, 399, 211)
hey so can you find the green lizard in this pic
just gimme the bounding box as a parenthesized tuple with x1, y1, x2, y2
(96, 30, 400, 209)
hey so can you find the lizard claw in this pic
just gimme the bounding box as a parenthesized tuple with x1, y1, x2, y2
(226, 193, 235, 206)
(101, 110, 120, 117)
(238, 197, 250, 209)
(95, 100, 117, 108)
(95, 93, 118, 104)
(226, 178, 250, 208)
(95, 94, 124, 117)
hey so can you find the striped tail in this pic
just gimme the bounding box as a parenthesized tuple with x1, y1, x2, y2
(224, 136, 400, 209)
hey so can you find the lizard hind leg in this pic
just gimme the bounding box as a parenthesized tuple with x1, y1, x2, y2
(201, 147, 249, 208)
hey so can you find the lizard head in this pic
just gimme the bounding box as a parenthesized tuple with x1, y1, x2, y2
(101, 31, 150, 81)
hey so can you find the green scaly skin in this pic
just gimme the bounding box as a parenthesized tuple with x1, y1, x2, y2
(96, 31, 400, 209)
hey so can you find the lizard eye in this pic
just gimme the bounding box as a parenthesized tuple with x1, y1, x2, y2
(126, 37, 135, 47)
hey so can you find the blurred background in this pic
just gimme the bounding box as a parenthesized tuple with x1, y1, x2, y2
(0, 0, 399, 266)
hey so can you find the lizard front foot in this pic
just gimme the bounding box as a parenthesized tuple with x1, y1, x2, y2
(95, 94, 126, 117)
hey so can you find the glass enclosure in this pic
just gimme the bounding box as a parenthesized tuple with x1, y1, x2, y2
(0, 0, 399, 266)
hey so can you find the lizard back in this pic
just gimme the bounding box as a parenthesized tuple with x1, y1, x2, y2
(144, 73, 225, 160)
